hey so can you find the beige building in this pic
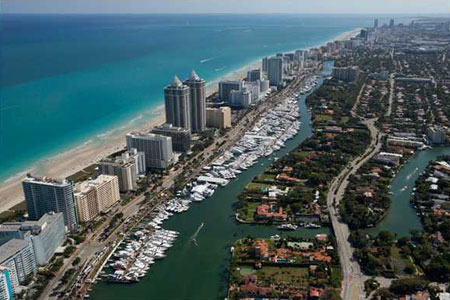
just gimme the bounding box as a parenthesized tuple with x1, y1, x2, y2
(206, 107, 231, 129)
(74, 175, 120, 223)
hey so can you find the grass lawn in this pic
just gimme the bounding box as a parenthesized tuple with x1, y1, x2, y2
(246, 182, 272, 191)
(257, 173, 277, 182)
(292, 150, 311, 160)
(256, 266, 309, 287)
(237, 202, 261, 222)
(340, 116, 349, 124)
(390, 246, 413, 275)
(315, 114, 332, 122)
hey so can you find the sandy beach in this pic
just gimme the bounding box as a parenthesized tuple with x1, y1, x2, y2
(0, 28, 360, 214)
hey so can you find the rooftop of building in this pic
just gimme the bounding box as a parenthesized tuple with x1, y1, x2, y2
(23, 174, 69, 186)
(0, 212, 63, 235)
(0, 239, 32, 263)
(75, 174, 117, 194)
(152, 123, 191, 133)
(127, 132, 172, 141)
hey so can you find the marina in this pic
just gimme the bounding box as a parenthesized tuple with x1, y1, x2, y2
(89, 63, 332, 299)
(96, 76, 321, 284)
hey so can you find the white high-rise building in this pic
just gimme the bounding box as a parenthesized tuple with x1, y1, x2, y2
(126, 132, 174, 170)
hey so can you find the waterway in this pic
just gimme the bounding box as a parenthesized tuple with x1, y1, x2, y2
(89, 62, 334, 300)
(367, 147, 450, 237)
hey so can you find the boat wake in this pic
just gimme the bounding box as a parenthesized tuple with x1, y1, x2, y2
(215, 66, 226, 72)
(190, 222, 204, 246)
(200, 57, 216, 64)
(406, 167, 419, 180)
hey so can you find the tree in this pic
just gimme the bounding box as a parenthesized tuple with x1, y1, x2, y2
(371, 288, 396, 300)
(319, 289, 341, 300)
(389, 278, 429, 295)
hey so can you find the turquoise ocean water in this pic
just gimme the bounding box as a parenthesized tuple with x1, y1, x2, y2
(0, 14, 412, 182)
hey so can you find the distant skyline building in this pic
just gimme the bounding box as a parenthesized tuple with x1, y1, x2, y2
(0, 239, 36, 292)
(389, 19, 395, 28)
(374, 18, 379, 28)
(151, 124, 191, 153)
(218, 80, 244, 103)
(0, 266, 14, 300)
(184, 70, 206, 133)
(332, 66, 360, 82)
(126, 132, 174, 169)
(22, 175, 78, 232)
(164, 76, 191, 130)
(268, 56, 284, 86)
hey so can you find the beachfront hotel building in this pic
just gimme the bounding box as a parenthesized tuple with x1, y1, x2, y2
(206, 107, 231, 129)
(218, 80, 244, 103)
(22, 175, 78, 232)
(151, 124, 191, 153)
(247, 69, 262, 82)
(268, 56, 284, 86)
(74, 175, 120, 223)
(0, 239, 37, 292)
(126, 132, 174, 170)
(0, 213, 65, 266)
(184, 70, 206, 133)
(0, 267, 14, 300)
(99, 149, 145, 192)
(164, 76, 191, 131)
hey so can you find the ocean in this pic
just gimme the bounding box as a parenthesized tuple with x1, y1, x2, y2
(0, 14, 412, 182)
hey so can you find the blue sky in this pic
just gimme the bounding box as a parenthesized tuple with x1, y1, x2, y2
(1, 0, 448, 14)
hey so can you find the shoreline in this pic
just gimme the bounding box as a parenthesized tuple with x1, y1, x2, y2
(0, 27, 360, 214)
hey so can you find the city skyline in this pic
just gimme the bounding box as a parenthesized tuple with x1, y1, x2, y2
(2, 0, 449, 14)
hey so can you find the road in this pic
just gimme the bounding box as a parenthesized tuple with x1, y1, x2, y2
(327, 78, 389, 300)
(385, 73, 395, 117)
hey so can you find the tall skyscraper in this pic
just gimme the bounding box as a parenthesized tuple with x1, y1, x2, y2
(22, 175, 78, 232)
(374, 19, 379, 29)
(164, 76, 191, 130)
(262, 57, 269, 73)
(184, 70, 206, 133)
(126, 132, 174, 169)
(268, 56, 284, 86)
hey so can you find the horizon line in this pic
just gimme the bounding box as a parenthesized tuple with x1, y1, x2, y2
(1, 12, 448, 16)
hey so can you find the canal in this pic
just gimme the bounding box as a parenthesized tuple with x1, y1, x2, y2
(367, 146, 450, 237)
(90, 63, 334, 300)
